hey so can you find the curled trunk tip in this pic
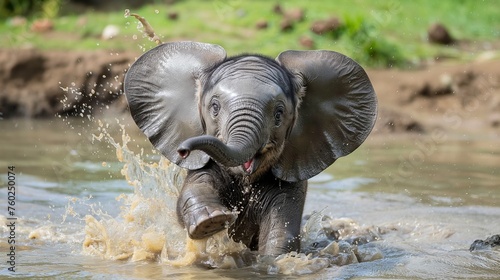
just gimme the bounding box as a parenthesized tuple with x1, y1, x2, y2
(177, 135, 259, 167)
(177, 148, 190, 159)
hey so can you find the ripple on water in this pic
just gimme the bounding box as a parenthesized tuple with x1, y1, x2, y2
(2, 119, 499, 278)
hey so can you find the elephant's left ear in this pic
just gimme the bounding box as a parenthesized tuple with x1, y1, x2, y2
(274, 50, 377, 182)
(124, 42, 227, 169)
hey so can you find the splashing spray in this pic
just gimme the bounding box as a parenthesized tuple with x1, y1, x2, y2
(124, 9, 162, 45)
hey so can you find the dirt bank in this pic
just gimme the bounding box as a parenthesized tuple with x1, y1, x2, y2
(1, 48, 499, 135)
(0, 48, 136, 118)
(369, 58, 500, 135)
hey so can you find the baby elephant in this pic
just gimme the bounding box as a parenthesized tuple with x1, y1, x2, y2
(124, 41, 377, 255)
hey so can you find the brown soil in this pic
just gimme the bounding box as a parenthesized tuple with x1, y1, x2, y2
(369, 57, 500, 135)
(1, 48, 499, 136)
(0, 48, 136, 118)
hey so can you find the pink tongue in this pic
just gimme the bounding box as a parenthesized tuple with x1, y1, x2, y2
(243, 159, 253, 172)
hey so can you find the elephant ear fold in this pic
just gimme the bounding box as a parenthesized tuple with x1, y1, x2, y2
(274, 50, 377, 182)
(124, 42, 226, 169)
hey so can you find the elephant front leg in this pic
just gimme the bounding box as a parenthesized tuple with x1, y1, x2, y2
(258, 181, 307, 256)
(177, 169, 237, 239)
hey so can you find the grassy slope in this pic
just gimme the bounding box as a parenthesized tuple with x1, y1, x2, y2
(1, 0, 499, 67)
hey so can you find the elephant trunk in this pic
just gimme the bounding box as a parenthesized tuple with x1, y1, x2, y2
(177, 135, 256, 167)
(177, 105, 265, 168)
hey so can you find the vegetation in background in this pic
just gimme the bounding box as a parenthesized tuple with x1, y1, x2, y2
(1, 0, 499, 68)
(1, 0, 62, 19)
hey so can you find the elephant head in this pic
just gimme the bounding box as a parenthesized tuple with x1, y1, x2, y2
(125, 41, 377, 182)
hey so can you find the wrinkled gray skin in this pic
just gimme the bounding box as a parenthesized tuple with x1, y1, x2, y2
(124, 41, 377, 256)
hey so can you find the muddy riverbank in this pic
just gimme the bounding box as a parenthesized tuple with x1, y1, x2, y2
(1, 48, 499, 136)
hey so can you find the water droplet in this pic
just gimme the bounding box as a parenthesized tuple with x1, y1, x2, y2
(155, 10, 159, 14)
(132, 34, 137, 40)
(124, 9, 130, 18)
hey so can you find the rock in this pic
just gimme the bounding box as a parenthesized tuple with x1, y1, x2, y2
(355, 246, 383, 262)
(310, 17, 342, 35)
(428, 23, 454, 45)
(280, 18, 294, 32)
(236, 9, 247, 18)
(0, 49, 136, 118)
(329, 241, 359, 266)
(470, 234, 500, 251)
(101, 25, 120, 40)
(319, 241, 340, 256)
(77, 16, 88, 27)
(8, 16, 27, 27)
(490, 113, 500, 127)
(414, 81, 453, 98)
(167, 12, 179, 20)
(374, 108, 425, 133)
(31, 19, 54, 33)
(255, 20, 268, 30)
(272, 3, 283, 14)
(298, 36, 314, 49)
(284, 8, 305, 23)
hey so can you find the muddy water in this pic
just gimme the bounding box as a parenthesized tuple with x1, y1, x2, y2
(0, 117, 499, 279)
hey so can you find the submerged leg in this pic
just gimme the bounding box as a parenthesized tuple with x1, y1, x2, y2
(177, 168, 237, 239)
(257, 181, 307, 255)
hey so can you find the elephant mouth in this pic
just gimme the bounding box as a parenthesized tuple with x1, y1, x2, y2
(243, 157, 261, 175)
(243, 158, 254, 173)
(241, 142, 275, 175)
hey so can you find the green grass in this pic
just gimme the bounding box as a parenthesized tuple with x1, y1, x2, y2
(1, 0, 499, 67)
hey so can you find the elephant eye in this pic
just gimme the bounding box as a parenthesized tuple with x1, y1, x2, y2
(210, 99, 220, 117)
(274, 107, 284, 127)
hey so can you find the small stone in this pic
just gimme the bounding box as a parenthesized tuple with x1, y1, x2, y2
(355, 246, 383, 262)
(77, 16, 87, 27)
(298, 36, 314, 49)
(272, 4, 283, 14)
(490, 114, 500, 128)
(330, 251, 359, 266)
(167, 12, 179, 20)
(102, 25, 120, 40)
(280, 18, 294, 32)
(428, 23, 454, 45)
(310, 17, 342, 35)
(255, 20, 268, 30)
(284, 8, 305, 23)
(470, 234, 500, 251)
(9, 16, 27, 27)
(319, 240, 339, 256)
(31, 19, 54, 33)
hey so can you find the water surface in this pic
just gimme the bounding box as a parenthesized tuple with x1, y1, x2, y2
(0, 117, 499, 279)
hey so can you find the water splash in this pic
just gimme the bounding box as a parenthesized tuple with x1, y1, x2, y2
(84, 121, 251, 266)
(78, 121, 388, 275)
(124, 9, 162, 45)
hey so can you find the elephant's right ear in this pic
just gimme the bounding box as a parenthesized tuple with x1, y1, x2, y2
(124, 42, 227, 169)
(274, 50, 377, 182)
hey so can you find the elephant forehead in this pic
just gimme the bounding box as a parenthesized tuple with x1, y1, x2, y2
(221, 56, 282, 75)
(214, 78, 285, 100)
(207, 56, 293, 94)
